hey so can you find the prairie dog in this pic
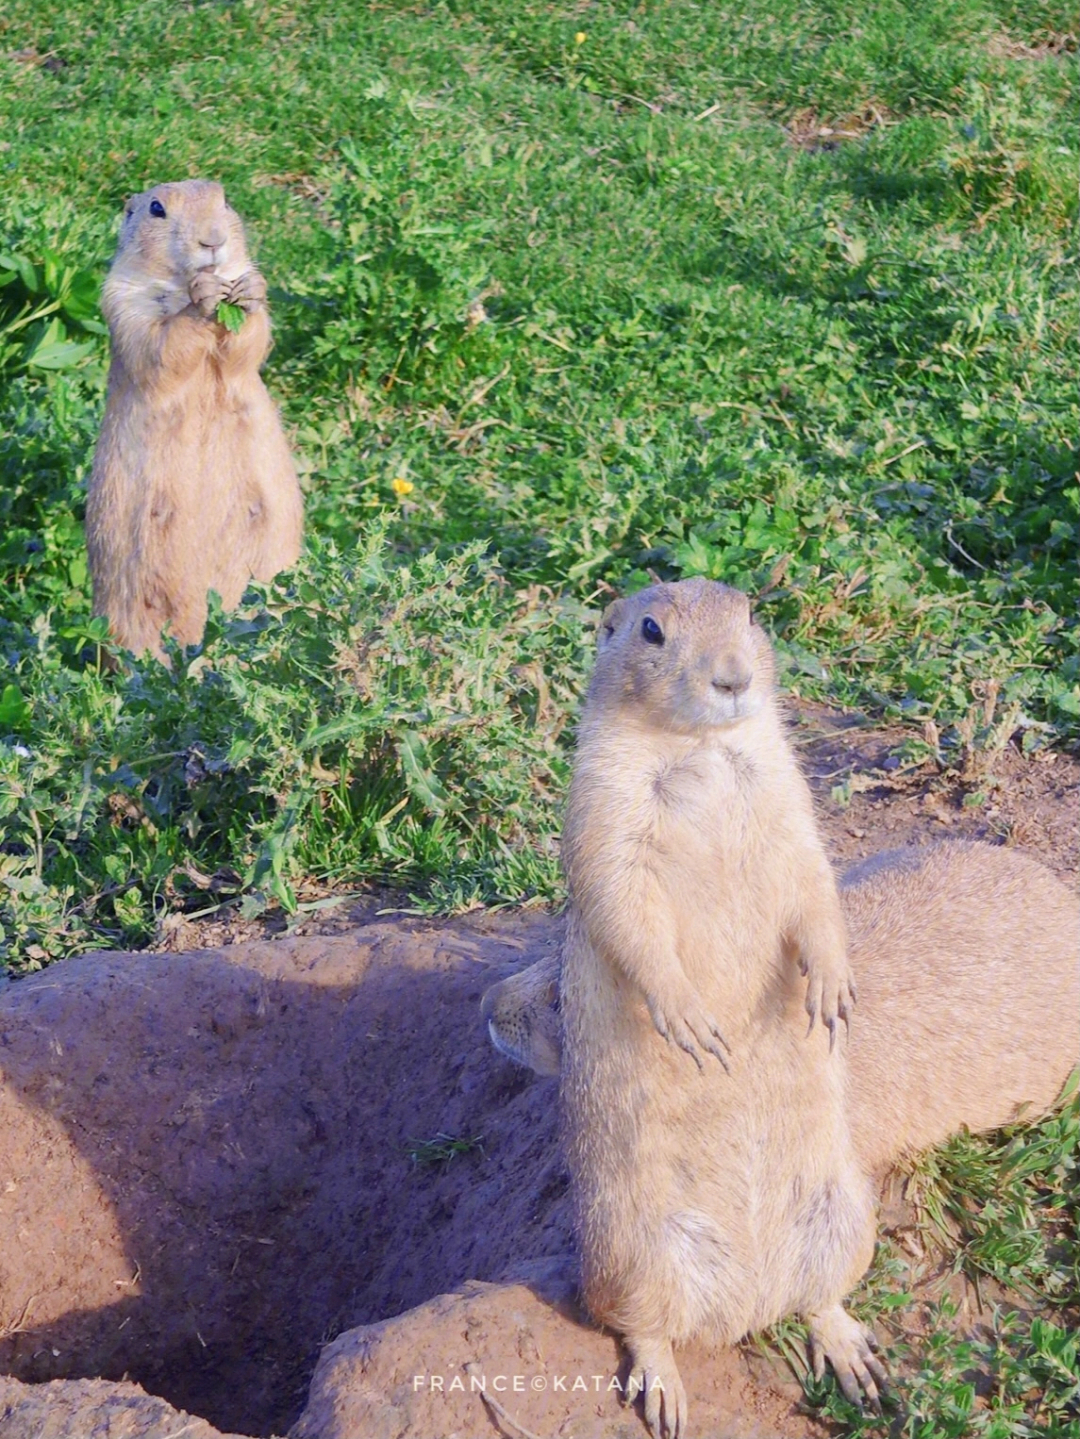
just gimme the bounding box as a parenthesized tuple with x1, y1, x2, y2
(482, 956, 562, 1078)
(86, 180, 303, 660)
(839, 842, 1077, 1171)
(483, 841, 1080, 1159)
(560, 579, 877, 1439)
(483, 582, 1080, 1437)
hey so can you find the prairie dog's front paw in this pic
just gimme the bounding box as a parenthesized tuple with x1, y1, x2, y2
(801, 953, 856, 1050)
(646, 986, 730, 1071)
(227, 268, 267, 311)
(189, 269, 230, 318)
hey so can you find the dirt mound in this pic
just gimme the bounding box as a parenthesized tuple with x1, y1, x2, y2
(0, 916, 818, 1439)
(293, 1259, 815, 1439)
(0, 915, 571, 1435)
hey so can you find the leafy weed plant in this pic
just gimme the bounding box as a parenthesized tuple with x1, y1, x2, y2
(407, 1132, 486, 1168)
(2, 523, 590, 966)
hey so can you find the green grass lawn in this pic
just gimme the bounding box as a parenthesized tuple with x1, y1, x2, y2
(0, 0, 1076, 1429)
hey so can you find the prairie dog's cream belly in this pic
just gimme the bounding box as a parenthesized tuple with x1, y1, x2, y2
(563, 855, 866, 1346)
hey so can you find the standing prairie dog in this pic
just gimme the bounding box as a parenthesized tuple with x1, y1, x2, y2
(86, 180, 303, 660)
(560, 578, 878, 1439)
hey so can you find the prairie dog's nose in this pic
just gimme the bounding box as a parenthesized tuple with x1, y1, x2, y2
(199, 226, 228, 253)
(711, 652, 752, 696)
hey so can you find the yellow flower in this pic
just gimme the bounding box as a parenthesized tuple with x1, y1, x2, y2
(391, 476, 415, 496)
(574, 31, 586, 44)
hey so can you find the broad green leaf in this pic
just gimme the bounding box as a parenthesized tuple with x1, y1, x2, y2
(0, 684, 31, 736)
(26, 318, 95, 370)
(396, 729, 448, 813)
(216, 301, 246, 332)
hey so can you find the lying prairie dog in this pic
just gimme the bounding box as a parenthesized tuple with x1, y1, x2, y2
(86, 179, 303, 660)
(483, 841, 1079, 1159)
(483, 579, 1079, 1438)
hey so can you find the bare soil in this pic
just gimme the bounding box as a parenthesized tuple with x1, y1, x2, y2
(0, 710, 1075, 1438)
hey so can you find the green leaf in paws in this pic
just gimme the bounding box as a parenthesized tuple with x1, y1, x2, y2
(216, 302, 245, 333)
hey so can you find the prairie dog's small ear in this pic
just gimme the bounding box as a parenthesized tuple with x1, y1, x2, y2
(597, 597, 626, 648)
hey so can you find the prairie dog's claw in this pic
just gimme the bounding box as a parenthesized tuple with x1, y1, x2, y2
(227, 268, 267, 311)
(803, 964, 857, 1049)
(648, 994, 731, 1072)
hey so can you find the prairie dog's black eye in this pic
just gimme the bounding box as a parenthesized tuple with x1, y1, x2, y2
(641, 615, 664, 645)
(149, 199, 167, 219)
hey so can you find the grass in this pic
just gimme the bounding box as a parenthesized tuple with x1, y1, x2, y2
(1, 0, 1075, 966)
(407, 1131, 486, 1168)
(0, 1, 1076, 1431)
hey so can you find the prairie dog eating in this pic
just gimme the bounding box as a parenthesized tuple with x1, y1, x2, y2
(86, 179, 302, 660)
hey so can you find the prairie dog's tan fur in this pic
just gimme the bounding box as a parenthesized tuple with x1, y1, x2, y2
(483, 843, 1079, 1157)
(560, 579, 875, 1438)
(86, 179, 303, 659)
(839, 843, 1078, 1171)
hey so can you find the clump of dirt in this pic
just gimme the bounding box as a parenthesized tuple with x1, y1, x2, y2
(0, 709, 1074, 1437)
(783, 103, 892, 150)
(987, 29, 1077, 59)
(790, 701, 1078, 880)
(0, 1376, 246, 1439)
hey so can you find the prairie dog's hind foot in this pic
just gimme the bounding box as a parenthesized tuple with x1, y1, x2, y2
(806, 1303, 886, 1408)
(625, 1333, 688, 1439)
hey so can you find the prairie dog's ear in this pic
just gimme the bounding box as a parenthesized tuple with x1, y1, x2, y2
(598, 597, 627, 648)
